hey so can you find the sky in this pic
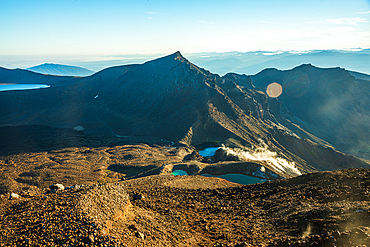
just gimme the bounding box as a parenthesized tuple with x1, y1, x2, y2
(1, 0, 370, 68)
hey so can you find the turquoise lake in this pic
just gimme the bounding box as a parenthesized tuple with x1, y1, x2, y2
(171, 170, 189, 176)
(171, 170, 267, 185)
(199, 147, 220, 157)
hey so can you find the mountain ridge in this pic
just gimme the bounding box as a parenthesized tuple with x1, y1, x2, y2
(250, 63, 370, 159)
(0, 66, 73, 85)
(27, 63, 94, 77)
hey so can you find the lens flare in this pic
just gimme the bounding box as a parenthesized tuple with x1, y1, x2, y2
(283, 70, 310, 97)
(266, 82, 283, 98)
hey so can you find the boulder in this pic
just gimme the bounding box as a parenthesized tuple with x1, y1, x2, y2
(182, 151, 212, 163)
(133, 194, 145, 200)
(135, 231, 145, 239)
(9, 192, 20, 200)
(183, 151, 204, 161)
(49, 183, 65, 192)
(212, 148, 242, 162)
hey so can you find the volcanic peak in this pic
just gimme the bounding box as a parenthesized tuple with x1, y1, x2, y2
(143, 51, 208, 75)
(143, 51, 185, 65)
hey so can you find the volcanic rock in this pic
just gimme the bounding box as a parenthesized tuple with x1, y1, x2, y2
(49, 183, 65, 191)
(1, 169, 369, 246)
(132, 194, 144, 200)
(212, 148, 242, 162)
(183, 151, 211, 163)
(135, 231, 145, 239)
(9, 193, 20, 200)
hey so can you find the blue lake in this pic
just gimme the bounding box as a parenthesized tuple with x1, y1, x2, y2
(171, 170, 267, 185)
(0, 84, 50, 92)
(201, 173, 267, 185)
(199, 147, 220, 157)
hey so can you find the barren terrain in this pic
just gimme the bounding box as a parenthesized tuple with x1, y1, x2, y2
(1, 168, 370, 246)
(0, 143, 192, 194)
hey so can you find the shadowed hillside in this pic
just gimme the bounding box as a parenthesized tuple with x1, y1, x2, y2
(0, 67, 74, 85)
(250, 64, 370, 159)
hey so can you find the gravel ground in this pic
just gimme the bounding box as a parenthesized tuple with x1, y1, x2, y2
(0, 168, 370, 246)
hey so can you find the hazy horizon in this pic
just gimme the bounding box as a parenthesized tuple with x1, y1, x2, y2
(1, 0, 369, 65)
(0, 48, 369, 71)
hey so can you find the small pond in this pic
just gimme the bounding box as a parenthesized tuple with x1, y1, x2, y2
(0, 84, 50, 92)
(171, 170, 189, 176)
(171, 170, 267, 185)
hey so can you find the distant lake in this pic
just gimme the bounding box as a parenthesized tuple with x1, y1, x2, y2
(171, 169, 267, 185)
(0, 84, 50, 92)
(199, 147, 220, 157)
(201, 173, 267, 185)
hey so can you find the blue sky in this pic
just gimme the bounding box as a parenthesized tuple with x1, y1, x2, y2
(1, 0, 369, 64)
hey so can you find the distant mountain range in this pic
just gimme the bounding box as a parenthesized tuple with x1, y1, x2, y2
(4, 49, 369, 77)
(0, 52, 369, 179)
(186, 49, 370, 76)
(27, 63, 94, 76)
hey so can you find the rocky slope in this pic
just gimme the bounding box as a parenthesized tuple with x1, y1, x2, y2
(250, 64, 370, 159)
(1, 168, 370, 246)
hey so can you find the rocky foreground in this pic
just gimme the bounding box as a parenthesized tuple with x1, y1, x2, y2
(1, 168, 370, 247)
